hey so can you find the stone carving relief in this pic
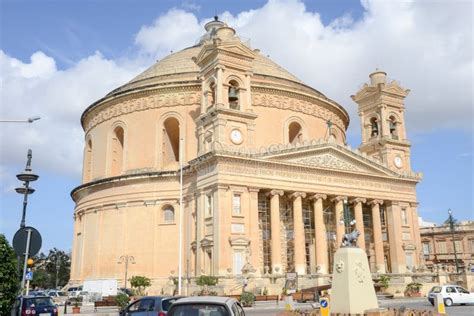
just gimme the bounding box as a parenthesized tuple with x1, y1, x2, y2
(292, 154, 360, 172)
(84, 89, 200, 132)
(354, 261, 366, 283)
(252, 90, 346, 129)
(335, 260, 345, 273)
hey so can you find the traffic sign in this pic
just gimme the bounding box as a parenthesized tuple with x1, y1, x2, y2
(25, 271, 33, 281)
(320, 297, 330, 316)
(12, 226, 42, 257)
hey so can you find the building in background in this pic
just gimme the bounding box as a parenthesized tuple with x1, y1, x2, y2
(69, 18, 423, 294)
(420, 221, 474, 272)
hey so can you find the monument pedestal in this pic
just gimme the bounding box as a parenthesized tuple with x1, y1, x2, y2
(331, 247, 378, 314)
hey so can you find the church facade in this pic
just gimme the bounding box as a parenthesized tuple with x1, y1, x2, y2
(70, 19, 423, 294)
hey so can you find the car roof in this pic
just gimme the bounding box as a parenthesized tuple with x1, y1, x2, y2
(22, 296, 52, 299)
(172, 296, 237, 305)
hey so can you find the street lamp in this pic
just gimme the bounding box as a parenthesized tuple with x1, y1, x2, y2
(118, 255, 135, 291)
(0, 116, 41, 123)
(15, 149, 39, 228)
(447, 209, 460, 273)
(47, 253, 69, 289)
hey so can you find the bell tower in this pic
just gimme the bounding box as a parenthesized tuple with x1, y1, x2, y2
(351, 70, 412, 171)
(194, 17, 258, 155)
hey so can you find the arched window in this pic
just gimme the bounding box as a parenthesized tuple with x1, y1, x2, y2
(111, 126, 124, 176)
(370, 117, 379, 137)
(163, 117, 180, 163)
(84, 138, 92, 182)
(163, 205, 175, 222)
(288, 122, 303, 144)
(389, 116, 398, 140)
(228, 80, 240, 110)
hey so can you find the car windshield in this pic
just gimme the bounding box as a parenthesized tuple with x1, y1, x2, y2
(171, 304, 229, 316)
(25, 297, 55, 308)
(57, 291, 66, 296)
(430, 286, 442, 293)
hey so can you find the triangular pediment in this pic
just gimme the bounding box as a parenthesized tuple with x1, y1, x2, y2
(195, 41, 255, 66)
(263, 144, 397, 176)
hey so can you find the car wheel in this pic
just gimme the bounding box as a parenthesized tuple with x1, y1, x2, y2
(444, 298, 453, 307)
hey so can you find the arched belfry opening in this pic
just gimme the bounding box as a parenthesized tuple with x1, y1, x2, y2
(389, 116, 398, 139)
(288, 122, 303, 144)
(84, 138, 93, 182)
(228, 80, 240, 110)
(370, 117, 379, 138)
(111, 126, 124, 176)
(163, 117, 180, 164)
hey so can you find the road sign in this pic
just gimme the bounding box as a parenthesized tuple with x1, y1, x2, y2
(25, 271, 33, 281)
(12, 226, 42, 257)
(320, 297, 330, 316)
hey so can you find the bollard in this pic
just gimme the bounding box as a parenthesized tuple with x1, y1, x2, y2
(434, 293, 445, 314)
(319, 297, 329, 316)
(63, 301, 68, 315)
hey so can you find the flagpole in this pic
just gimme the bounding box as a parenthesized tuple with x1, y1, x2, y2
(178, 136, 184, 295)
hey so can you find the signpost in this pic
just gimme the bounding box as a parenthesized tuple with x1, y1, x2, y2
(12, 226, 42, 294)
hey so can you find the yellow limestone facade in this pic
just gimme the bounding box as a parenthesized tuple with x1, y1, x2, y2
(70, 19, 423, 294)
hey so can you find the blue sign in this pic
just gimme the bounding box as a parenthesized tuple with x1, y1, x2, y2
(25, 271, 33, 281)
(320, 299, 328, 308)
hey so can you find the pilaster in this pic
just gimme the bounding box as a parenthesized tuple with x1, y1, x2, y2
(386, 201, 406, 273)
(248, 187, 261, 275)
(410, 202, 422, 267)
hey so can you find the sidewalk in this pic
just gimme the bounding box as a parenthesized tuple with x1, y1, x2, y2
(60, 304, 119, 316)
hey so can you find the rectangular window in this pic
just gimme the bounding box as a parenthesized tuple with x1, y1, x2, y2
(422, 242, 431, 255)
(233, 194, 241, 215)
(401, 208, 408, 226)
(454, 240, 463, 253)
(206, 194, 213, 217)
(233, 251, 244, 275)
(438, 241, 447, 254)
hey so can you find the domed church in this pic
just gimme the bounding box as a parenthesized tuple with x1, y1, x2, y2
(70, 18, 422, 294)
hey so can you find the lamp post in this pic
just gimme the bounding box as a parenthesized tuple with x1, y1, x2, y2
(0, 116, 41, 123)
(16, 149, 39, 294)
(447, 209, 460, 273)
(47, 253, 69, 289)
(118, 255, 135, 291)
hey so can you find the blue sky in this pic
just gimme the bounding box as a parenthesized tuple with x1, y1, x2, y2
(0, 0, 472, 252)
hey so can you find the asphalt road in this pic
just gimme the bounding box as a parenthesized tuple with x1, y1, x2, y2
(243, 298, 474, 316)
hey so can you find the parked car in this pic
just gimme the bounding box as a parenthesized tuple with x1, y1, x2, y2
(428, 285, 474, 306)
(66, 286, 82, 297)
(27, 291, 47, 297)
(46, 290, 67, 305)
(119, 296, 182, 316)
(10, 295, 58, 316)
(167, 296, 245, 316)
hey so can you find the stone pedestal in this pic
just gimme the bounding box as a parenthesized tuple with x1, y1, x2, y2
(331, 247, 378, 314)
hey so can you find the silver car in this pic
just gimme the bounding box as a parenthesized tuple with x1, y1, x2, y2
(120, 296, 182, 316)
(167, 296, 245, 316)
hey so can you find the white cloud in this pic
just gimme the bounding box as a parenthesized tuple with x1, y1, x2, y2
(0, 0, 472, 179)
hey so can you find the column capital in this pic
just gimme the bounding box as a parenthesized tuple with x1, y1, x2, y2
(330, 195, 347, 203)
(266, 189, 284, 197)
(309, 193, 327, 201)
(247, 187, 260, 193)
(350, 197, 367, 205)
(409, 202, 419, 207)
(290, 192, 306, 200)
(368, 199, 384, 206)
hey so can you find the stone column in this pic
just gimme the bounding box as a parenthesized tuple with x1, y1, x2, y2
(310, 194, 328, 274)
(350, 198, 367, 250)
(369, 199, 386, 273)
(248, 187, 261, 275)
(267, 190, 284, 274)
(291, 192, 307, 275)
(386, 201, 406, 273)
(331, 196, 347, 249)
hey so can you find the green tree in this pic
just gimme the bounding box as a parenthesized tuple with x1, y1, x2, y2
(0, 234, 19, 316)
(129, 276, 151, 296)
(30, 249, 71, 289)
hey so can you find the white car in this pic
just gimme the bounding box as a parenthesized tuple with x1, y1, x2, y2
(428, 285, 474, 306)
